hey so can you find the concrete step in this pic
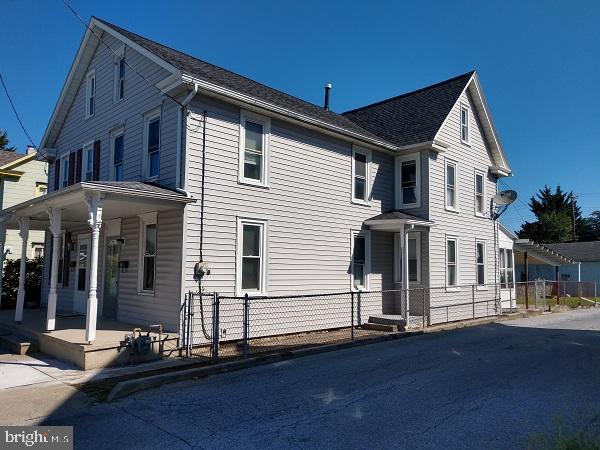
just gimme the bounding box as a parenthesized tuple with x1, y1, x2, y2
(361, 323, 396, 332)
(368, 314, 407, 327)
(0, 334, 39, 355)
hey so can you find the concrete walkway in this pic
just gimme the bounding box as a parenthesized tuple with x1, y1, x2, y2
(3, 309, 600, 449)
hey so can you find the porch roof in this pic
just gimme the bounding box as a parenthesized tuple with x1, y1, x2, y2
(513, 239, 578, 266)
(0, 181, 196, 230)
(364, 210, 434, 231)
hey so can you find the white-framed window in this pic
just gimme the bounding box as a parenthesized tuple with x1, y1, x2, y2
(35, 182, 47, 197)
(476, 240, 486, 287)
(474, 170, 485, 216)
(351, 230, 371, 290)
(143, 107, 161, 180)
(500, 248, 514, 289)
(60, 155, 70, 189)
(446, 237, 458, 287)
(394, 232, 421, 283)
(138, 212, 157, 294)
(351, 147, 372, 205)
(113, 46, 125, 103)
(82, 142, 94, 182)
(445, 159, 458, 211)
(395, 152, 421, 208)
(85, 69, 96, 118)
(460, 104, 470, 144)
(238, 110, 270, 187)
(110, 127, 124, 181)
(236, 218, 268, 295)
(31, 243, 44, 259)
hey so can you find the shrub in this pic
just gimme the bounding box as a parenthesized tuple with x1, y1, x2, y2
(1, 256, 44, 309)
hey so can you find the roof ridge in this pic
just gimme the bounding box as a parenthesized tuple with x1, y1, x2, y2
(341, 70, 475, 115)
(93, 17, 337, 113)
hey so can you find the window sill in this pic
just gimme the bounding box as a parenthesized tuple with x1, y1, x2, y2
(396, 203, 421, 210)
(445, 286, 460, 292)
(460, 140, 471, 147)
(351, 199, 371, 207)
(85, 114, 95, 120)
(474, 212, 487, 218)
(137, 290, 155, 297)
(237, 291, 268, 298)
(476, 285, 488, 291)
(238, 179, 269, 189)
(445, 207, 460, 214)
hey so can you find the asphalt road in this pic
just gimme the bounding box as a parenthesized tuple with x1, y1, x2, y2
(32, 310, 600, 448)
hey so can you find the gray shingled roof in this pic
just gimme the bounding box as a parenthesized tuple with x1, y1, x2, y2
(341, 72, 474, 147)
(545, 241, 600, 262)
(0, 151, 25, 168)
(95, 18, 389, 145)
(366, 210, 430, 222)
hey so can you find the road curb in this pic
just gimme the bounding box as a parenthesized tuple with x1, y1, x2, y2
(106, 310, 542, 401)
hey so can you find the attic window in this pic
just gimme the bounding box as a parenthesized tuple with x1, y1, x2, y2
(85, 70, 96, 118)
(460, 104, 470, 144)
(113, 46, 125, 103)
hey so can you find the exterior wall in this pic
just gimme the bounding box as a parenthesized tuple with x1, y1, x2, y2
(498, 227, 515, 309)
(47, 34, 179, 192)
(184, 95, 395, 300)
(427, 89, 499, 321)
(516, 262, 600, 289)
(2, 157, 47, 259)
(41, 208, 183, 331)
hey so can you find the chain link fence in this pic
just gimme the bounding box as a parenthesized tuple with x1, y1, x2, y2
(514, 280, 599, 310)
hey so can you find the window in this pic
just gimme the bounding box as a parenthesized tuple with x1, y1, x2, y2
(237, 218, 267, 294)
(144, 108, 161, 179)
(35, 183, 47, 197)
(110, 127, 124, 181)
(446, 160, 457, 210)
(394, 233, 421, 283)
(446, 238, 458, 287)
(460, 104, 470, 144)
(352, 232, 371, 289)
(82, 143, 94, 182)
(352, 148, 371, 204)
(113, 46, 125, 102)
(57, 235, 64, 284)
(475, 171, 485, 216)
(85, 70, 95, 118)
(395, 153, 421, 208)
(138, 212, 157, 293)
(500, 248, 514, 289)
(476, 241, 486, 286)
(239, 110, 270, 186)
(31, 243, 44, 259)
(60, 156, 69, 189)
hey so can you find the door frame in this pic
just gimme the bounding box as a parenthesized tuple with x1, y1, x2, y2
(73, 233, 91, 314)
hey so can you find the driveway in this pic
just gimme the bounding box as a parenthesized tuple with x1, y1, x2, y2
(7, 309, 600, 449)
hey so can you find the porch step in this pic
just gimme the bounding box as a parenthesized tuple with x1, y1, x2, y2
(0, 333, 39, 355)
(361, 322, 397, 332)
(368, 314, 407, 327)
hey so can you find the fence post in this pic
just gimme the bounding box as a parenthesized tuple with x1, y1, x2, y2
(212, 293, 220, 363)
(509, 283, 513, 312)
(350, 291, 355, 342)
(187, 291, 193, 357)
(183, 294, 189, 358)
(357, 290, 362, 326)
(472, 284, 475, 319)
(422, 287, 426, 328)
(243, 293, 249, 358)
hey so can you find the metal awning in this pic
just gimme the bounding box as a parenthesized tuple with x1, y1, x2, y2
(513, 239, 578, 266)
(0, 181, 196, 230)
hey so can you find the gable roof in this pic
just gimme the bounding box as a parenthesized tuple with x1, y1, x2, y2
(545, 241, 600, 262)
(342, 72, 474, 147)
(0, 151, 25, 168)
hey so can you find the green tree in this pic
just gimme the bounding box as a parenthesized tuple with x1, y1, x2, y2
(0, 129, 16, 152)
(517, 185, 588, 243)
(579, 211, 600, 241)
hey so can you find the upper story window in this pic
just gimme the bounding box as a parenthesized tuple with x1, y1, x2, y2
(60, 156, 70, 189)
(85, 70, 96, 118)
(460, 104, 470, 144)
(446, 237, 458, 287)
(476, 241, 486, 286)
(395, 153, 421, 208)
(110, 127, 124, 181)
(351, 231, 370, 289)
(138, 212, 157, 294)
(239, 110, 270, 187)
(394, 233, 421, 283)
(474, 171, 485, 216)
(237, 218, 267, 295)
(113, 46, 125, 103)
(82, 142, 94, 182)
(445, 159, 458, 211)
(352, 147, 371, 205)
(143, 107, 161, 180)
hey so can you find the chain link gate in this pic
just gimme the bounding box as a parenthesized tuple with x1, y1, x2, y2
(182, 291, 219, 361)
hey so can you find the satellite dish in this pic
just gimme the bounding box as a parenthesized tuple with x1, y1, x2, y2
(493, 190, 517, 206)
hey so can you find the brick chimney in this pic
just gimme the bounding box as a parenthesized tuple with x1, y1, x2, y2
(26, 145, 36, 155)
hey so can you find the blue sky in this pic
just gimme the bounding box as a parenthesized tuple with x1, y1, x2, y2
(1, 0, 599, 232)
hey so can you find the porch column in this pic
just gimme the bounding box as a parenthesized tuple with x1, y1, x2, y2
(0, 223, 6, 309)
(401, 224, 410, 326)
(15, 216, 30, 323)
(46, 208, 62, 331)
(524, 251, 529, 309)
(555, 265, 560, 305)
(84, 194, 103, 343)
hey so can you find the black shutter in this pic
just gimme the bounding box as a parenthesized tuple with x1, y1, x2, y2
(53, 161, 60, 191)
(93, 140, 101, 181)
(68, 153, 75, 186)
(75, 148, 82, 183)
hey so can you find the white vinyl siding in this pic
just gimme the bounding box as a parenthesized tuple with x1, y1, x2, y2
(85, 69, 95, 118)
(236, 218, 267, 295)
(474, 170, 485, 216)
(143, 107, 161, 180)
(445, 159, 458, 211)
(351, 147, 371, 205)
(239, 110, 270, 187)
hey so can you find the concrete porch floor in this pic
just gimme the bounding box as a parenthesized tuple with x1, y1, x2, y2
(0, 309, 179, 370)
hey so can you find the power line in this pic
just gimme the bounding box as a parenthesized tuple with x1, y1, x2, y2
(0, 71, 40, 151)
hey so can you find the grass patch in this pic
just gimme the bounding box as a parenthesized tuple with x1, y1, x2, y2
(516, 297, 600, 308)
(525, 416, 600, 449)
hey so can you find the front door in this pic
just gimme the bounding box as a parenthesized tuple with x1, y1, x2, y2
(73, 236, 90, 314)
(102, 239, 121, 319)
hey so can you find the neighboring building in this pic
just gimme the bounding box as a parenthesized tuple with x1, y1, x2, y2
(0, 17, 512, 342)
(0, 147, 47, 260)
(498, 224, 516, 310)
(516, 241, 600, 287)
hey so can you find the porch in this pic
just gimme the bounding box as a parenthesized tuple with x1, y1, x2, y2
(0, 181, 194, 367)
